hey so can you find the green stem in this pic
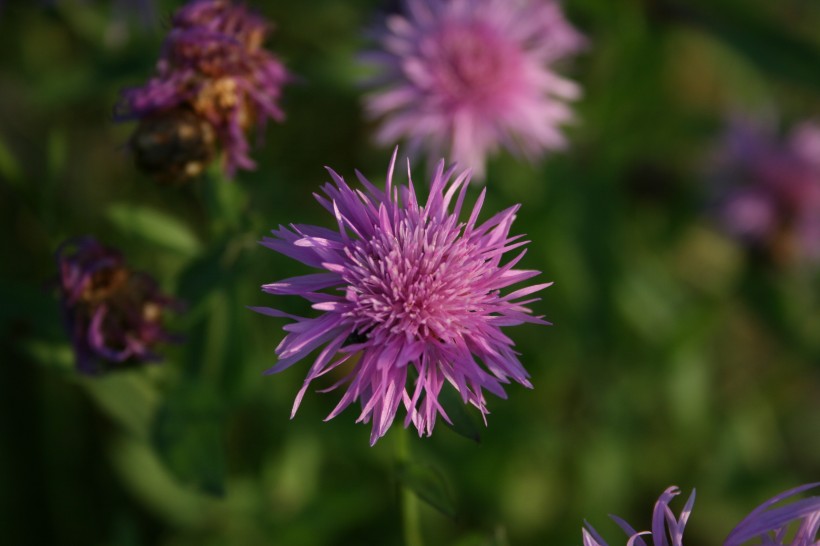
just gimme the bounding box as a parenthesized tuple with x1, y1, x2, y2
(397, 428, 423, 546)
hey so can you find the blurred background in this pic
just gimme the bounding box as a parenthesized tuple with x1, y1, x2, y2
(1, 0, 818, 545)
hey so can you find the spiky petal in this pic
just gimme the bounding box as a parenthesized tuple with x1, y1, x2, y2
(254, 150, 550, 444)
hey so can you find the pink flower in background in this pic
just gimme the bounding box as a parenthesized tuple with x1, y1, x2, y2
(363, 0, 585, 180)
(582, 483, 820, 546)
(118, 0, 289, 179)
(253, 150, 550, 444)
(56, 237, 180, 375)
(717, 120, 820, 265)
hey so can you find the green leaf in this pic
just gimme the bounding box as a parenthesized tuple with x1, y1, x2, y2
(0, 135, 22, 184)
(80, 372, 160, 439)
(683, 0, 820, 91)
(106, 203, 202, 256)
(439, 386, 483, 443)
(152, 384, 226, 496)
(398, 460, 456, 518)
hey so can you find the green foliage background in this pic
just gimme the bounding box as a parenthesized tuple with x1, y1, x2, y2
(0, 1, 818, 545)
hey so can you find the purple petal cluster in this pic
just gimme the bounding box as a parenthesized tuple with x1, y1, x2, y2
(253, 150, 550, 444)
(583, 486, 695, 546)
(725, 483, 820, 546)
(717, 120, 820, 265)
(582, 484, 820, 546)
(118, 0, 289, 176)
(363, 0, 585, 180)
(57, 237, 179, 375)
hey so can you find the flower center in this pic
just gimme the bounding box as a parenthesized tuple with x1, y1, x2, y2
(422, 21, 520, 108)
(343, 216, 488, 343)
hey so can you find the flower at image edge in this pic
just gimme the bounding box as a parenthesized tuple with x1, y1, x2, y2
(363, 0, 585, 180)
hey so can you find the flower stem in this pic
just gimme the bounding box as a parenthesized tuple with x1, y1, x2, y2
(397, 427, 423, 546)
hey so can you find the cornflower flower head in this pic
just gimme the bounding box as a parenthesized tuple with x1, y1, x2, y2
(583, 486, 695, 546)
(582, 484, 820, 546)
(725, 483, 820, 546)
(253, 150, 551, 445)
(56, 237, 180, 375)
(118, 0, 289, 180)
(716, 120, 820, 265)
(362, 0, 585, 181)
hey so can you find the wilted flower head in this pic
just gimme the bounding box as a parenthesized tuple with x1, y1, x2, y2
(253, 150, 550, 444)
(582, 483, 820, 546)
(362, 0, 585, 180)
(118, 0, 289, 179)
(716, 119, 820, 265)
(57, 237, 180, 375)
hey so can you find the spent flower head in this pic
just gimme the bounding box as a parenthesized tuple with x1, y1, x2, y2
(56, 237, 180, 375)
(253, 150, 551, 444)
(118, 0, 289, 180)
(716, 119, 820, 266)
(362, 0, 585, 180)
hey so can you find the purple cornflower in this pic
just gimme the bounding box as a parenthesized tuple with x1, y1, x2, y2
(253, 150, 550, 444)
(362, 0, 585, 181)
(725, 483, 820, 546)
(716, 120, 820, 265)
(118, 0, 289, 178)
(582, 484, 820, 546)
(57, 237, 180, 375)
(583, 486, 695, 546)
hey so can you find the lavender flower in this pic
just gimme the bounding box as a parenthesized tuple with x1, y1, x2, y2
(362, 0, 585, 180)
(57, 237, 179, 375)
(725, 483, 820, 546)
(582, 484, 820, 546)
(583, 486, 695, 546)
(716, 120, 820, 265)
(118, 0, 289, 179)
(253, 150, 550, 444)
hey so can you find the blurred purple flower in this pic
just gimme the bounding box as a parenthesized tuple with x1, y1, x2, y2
(582, 484, 820, 546)
(118, 0, 289, 177)
(717, 120, 820, 265)
(57, 237, 180, 375)
(362, 0, 585, 180)
(253, 150, 550, 444)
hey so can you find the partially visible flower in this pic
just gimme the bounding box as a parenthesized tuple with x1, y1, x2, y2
(118, 0, 289, 180)
(581, 484, 820, 546)
(715, 119, 820, 265)
(583, 486, 695, 546)
(253, 150, 550, 444)
(362, 0, 585, 181)
(56, 237, 180, 375)
(725, 483, 820, 546)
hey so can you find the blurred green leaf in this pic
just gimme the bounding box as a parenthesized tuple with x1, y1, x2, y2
(80, 372, 159, 439)
(682, 0, 820, 91)
(152, 383, 226, 496)
(106, 203, 202, 256)
(398, 461, 456, 519)
(0, 135, 22, 184)
(439, 386, 482, 443)
(109, 434, 218, 528)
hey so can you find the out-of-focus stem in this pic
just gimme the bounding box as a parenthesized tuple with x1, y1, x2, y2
(397, 427, 423, 546)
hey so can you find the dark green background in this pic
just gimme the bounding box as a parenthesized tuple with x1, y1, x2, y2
(0, 1, 818, 545)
